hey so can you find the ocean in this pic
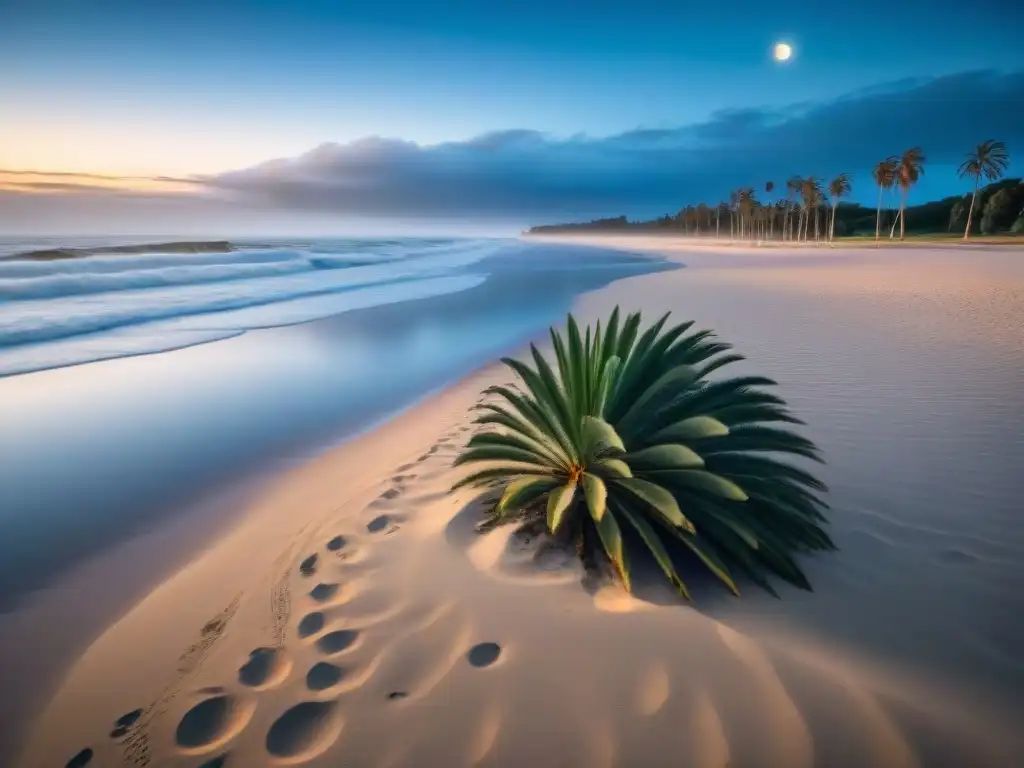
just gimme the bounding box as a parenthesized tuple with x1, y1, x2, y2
(1, 237, 555, 375)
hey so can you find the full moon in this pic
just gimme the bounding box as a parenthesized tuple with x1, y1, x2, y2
(773, 42, 792, 61)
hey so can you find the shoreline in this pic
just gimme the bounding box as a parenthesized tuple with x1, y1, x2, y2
(11, 242, 1024, 766)
(524, 231, 1024, 252)
(0, 307, 586, 764)
(0, 354, 509, 764)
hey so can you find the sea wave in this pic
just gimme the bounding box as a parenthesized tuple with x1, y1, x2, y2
(0, 240, 506, 349)
(0, 259, 312, 300)
(0, 248, 301, 278)
(0, 274, 486, 377)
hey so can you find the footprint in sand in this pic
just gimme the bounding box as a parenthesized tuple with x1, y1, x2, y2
(298, 612, 326, 638)
(309, 583, 339, 603)
(299, 554, 318, 577)
(379, 487, 402, 501)
(417, 445, 441, 461)
(367, 515, 392, 533)
(265, 701, 343, 762)
(198, 755, 228, 768)
(387, 691, 409, 701)
(109, 708, 143, 738)
(396, 462, 415, 473)
(326, 536, 346, 552)
(65, 748, 94, 767)
(175, 694, 255, 754)
(306, 662, 346, 691)
(238, 647, 291, 689)
(467, 642, 502, 668)
(316, 629, 360, 655)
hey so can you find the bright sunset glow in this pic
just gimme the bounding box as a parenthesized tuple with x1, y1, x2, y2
(773, 42, 793, 61)
(0, 170, 202, 195)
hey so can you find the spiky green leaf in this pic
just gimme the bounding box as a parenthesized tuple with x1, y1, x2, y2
(617, 501, 691, 599)
(581, 415, 625, 454)
(498, 476, 561, 513)
(653, 415, 730, 441)
(593, 506, 631, 591)
(546, 481, 577, 533)
(581, 472, 608, 522)
(623, 444, 705, 470)
(653, 469, 750, 501)
(615, 477, 694, 532)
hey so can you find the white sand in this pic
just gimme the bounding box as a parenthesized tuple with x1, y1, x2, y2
(17, 237, 1024, 767)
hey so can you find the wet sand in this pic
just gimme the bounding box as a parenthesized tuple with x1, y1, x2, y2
(14, 240, 1024, 767)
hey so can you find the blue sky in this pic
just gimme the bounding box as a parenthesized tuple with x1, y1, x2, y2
(2, 0, 1023, 232)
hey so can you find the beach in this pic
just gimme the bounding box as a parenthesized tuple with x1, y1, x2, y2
(4, 236, 1023, 767)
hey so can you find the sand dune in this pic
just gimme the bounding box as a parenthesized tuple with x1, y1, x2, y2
(16, 242, 1024, 768)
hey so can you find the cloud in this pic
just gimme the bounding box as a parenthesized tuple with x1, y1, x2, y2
(4, 69, 1023, 230)
(205, 69, 1024, 220)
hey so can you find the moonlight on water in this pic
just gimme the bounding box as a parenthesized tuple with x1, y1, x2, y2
(773, 42, 793, 61)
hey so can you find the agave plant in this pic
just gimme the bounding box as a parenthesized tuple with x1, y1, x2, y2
(452, 308, 832, 597)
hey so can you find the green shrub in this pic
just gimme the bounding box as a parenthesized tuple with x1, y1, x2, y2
(453, 308, 833, 597)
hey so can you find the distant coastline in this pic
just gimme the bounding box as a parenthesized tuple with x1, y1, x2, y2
(8, 240, 236, 261)
(526, 176, 1024, 241)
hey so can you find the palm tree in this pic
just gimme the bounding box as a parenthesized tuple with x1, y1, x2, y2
(728, 190, 739, 239)
(696, 202, 711, 236)
(736, 188, 757, 239)
(827, 174, 851, 243)
(785, 176, 802, 240)
(799, 177, 820, 242)
(814, 189, 822, 241)
(765, 181, 775, 238)
(872, 157, 898, 241)
(893, 147, 926, 241)
(957, 140, 1010, 240)
(453, 308, 832, 597)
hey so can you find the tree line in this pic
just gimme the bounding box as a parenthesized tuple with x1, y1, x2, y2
(530, 141, 1020, 241)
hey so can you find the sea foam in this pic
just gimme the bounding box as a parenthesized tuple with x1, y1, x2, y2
(0, 238, 505, 376)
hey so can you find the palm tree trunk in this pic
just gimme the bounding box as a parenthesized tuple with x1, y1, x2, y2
(963, 181, 979, 240)
(875, 186, 883, 241)
(830, 203, 837, 242)
(899, 188, 907, 241)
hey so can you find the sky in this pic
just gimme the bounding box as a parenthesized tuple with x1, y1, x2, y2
(2, 0, 1023, 234)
